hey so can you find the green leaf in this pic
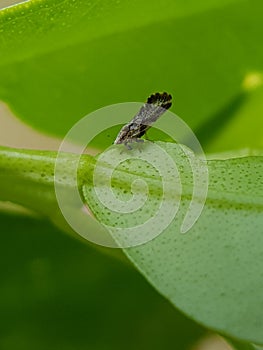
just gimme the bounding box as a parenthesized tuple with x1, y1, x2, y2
(82, 142, 263, 344)
(0, 0, 262, 147)
(1, 141, 263, 343)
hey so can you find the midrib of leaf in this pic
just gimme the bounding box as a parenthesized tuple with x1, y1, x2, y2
(0, 146, 95, 217)
(1, 144, 263, 215)
(91, 151, 263, 210)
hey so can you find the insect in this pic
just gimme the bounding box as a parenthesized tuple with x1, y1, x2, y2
(114, 92, 172, 148)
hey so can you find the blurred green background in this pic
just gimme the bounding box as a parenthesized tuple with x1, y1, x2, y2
(0, 212, 210, 350)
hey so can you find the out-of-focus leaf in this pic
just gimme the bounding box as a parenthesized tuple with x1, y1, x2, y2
(0, 0, 262, 147)
(0, 211, 206, 350)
